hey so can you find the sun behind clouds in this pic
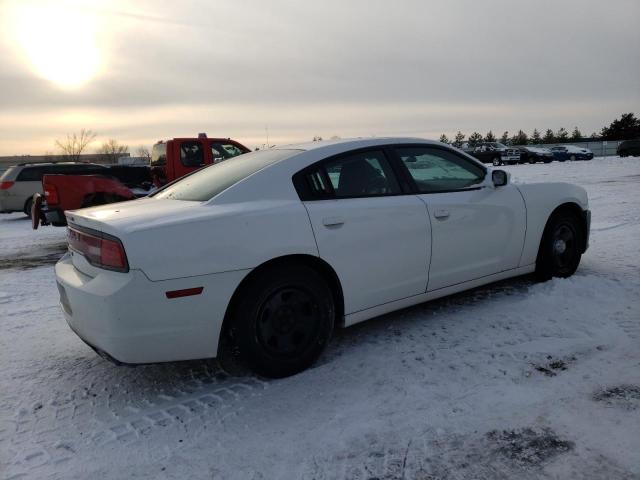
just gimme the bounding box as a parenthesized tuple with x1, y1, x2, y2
(7, 0, 103, 89)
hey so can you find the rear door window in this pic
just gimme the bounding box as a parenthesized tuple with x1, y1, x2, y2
(301, 150, 401, 199)
(210, 142, 247, 164)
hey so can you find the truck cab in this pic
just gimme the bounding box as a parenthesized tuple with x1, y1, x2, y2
(151, 135, 250, 186)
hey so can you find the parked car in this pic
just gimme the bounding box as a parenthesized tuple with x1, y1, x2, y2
(55, 138, 590, 378)
(517, 146, 554, 163)
(461, 142, 521, 165)
(0, 162, 106, 215)
(616, 139, 640, 157)
(32, 135, 250, 228)
(550, 145, 594, 161)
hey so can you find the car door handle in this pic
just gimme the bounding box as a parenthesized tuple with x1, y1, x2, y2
(322, 216, 345, 227)
(434, 209, 450, 219)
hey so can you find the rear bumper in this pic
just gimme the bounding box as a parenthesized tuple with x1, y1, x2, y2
(42, 206, 66, 225)
(55, 253, 249, 364)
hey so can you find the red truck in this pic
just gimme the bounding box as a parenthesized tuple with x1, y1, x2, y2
(33, 135, 250, 228)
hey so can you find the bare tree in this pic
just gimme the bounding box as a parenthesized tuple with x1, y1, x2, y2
(55, 129, 97, 162)
(136, 146, 152, 163)
(97, 139, 129, 164)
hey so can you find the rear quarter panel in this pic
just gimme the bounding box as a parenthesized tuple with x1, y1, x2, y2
(516, 182, 588, 266)
(122, 200, 319, 281)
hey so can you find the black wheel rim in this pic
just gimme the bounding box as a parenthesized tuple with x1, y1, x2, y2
(551, 222, 578, 272)
(255, 287, 322, 359)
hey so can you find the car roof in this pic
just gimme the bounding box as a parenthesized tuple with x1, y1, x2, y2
(272, 137, 441, 152)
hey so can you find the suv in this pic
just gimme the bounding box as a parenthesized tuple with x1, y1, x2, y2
(617, 139, 640, 157)
(0, 162, 107, 215)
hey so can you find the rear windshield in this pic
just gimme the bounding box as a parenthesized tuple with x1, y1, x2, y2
(0, 166, 16, 181)
(153, 149, 301, 201)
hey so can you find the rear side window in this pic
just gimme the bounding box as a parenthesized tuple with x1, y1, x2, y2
(211, 142, 247, 164)
(301, 150, 401, 199)
(153, 149, 301, 201)
(180, 141, 204, 167)
(16, 166, 45, 181)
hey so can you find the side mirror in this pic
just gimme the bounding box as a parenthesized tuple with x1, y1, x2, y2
(492, 170, 508, 187)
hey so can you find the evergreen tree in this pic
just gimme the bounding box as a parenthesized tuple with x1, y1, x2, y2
(531, 129, 541, 144)
(453, 131, 466, 148)
(439, 134, 450, 144)
(511, 130, 528, 146)
(500, 131, 509, 144)
(484, 130, 496, 142)
(556, 128, 569, 141)
(570, 127, 582, 141)
(543, 129, 555, 143)
(600, 113, 640, 140)
(468, 132, 483, 146)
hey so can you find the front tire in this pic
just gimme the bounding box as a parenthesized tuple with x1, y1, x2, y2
(535, 211, 584, 281)
(569, 154, 576, 161)
(231, 264, 335, 378)
(492, 157, 501, 166)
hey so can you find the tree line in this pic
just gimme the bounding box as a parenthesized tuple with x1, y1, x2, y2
(439, 112, 640, 147)
(47, 128, 151, 163)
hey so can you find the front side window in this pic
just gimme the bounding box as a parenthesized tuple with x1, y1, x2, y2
(306, 150, 400, 199)
(180, 141, 204, 167)
(396, 147, 484, 193)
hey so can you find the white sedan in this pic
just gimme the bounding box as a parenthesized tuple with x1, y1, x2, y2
(55, 138, 590, 377)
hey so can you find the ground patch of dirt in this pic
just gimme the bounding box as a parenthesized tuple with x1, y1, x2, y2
(486, 428, 574, 467)
(0, 244, 67, 270)
(593, 385, 640, 410)
(532, 355, 577, 377)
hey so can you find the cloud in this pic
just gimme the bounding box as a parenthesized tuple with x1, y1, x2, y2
(0, 0, 638, 154)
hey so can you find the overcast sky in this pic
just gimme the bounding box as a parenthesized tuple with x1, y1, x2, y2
(0, 0, 638, 155)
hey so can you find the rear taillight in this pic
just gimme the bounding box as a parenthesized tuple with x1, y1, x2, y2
(67, 225, 129, 272)
(0, 181, 14, 190)
(44, 183, 59, 204)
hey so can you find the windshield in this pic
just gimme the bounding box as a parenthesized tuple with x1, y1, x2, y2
(151, 143, 167, 166)
(153, 149, 301, 201)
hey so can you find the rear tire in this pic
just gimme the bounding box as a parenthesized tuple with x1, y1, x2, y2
(23, 197, 33, 217)
(492, 157, 501, 166)
(231, 264, 335, 378)
(570, 155, 576, 161)
(535, 211, 584, 281)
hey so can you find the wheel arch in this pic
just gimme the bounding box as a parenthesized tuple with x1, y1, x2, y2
(540, 202, 589, 254)
(217, 254, 345, 354)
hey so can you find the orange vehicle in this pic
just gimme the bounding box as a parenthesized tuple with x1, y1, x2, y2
(32, 134, 250, 228)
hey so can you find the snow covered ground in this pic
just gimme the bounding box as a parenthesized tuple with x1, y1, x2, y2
(1, 157, 639, 480)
